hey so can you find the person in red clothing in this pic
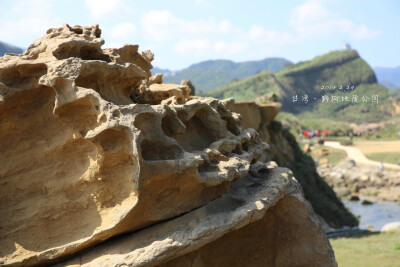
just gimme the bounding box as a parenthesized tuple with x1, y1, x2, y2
(304, 130, 310, 138)
(316, 130, 321, 137)
(323, 129, 329, 136)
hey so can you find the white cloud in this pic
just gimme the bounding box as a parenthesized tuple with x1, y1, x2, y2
(249, 25, 295, 45)
(85, 0, 131, 20)
(290, 0, 380, 40)
(174, 39, 247, 58)
(174, 39, 211, 56)
(214, 41, 247, 55)
(142, 10, 178, 41)
(336, 20, 380, 40)
(107, 23, 136, 40)
(102, 22, 137, 48)
(0, 0, 62, 47)
(218, 20, 231, 34)
(195, 0, 207, 5)
(290, 0, 330, 27)
(141, 10, 226, 41)
(143, 10, 298, 60)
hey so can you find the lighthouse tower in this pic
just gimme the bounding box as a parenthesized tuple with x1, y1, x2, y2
(342, 43, 351, 50)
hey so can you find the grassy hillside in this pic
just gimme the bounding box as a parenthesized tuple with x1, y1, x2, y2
(207, 50, 394, 124)
(152, 57, 291, 93)
(200, 71, 284, 100)
(0, 41, 23, 56)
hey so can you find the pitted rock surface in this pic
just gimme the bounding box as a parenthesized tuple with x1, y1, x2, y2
(0, 24, 336, 267)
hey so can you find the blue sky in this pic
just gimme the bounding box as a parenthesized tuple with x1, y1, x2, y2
(0, 0, 399, 70)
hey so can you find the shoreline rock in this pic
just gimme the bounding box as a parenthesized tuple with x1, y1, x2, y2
(56, 165, 337, 267)
(318, 160, 400, 203)
(381, 222, 400, 232)
(0, 24, 337, 267)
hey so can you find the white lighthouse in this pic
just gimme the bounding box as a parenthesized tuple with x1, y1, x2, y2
(342, 43, 351, 50)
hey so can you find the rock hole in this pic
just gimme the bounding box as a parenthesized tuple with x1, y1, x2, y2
(0, 63, 47, 89)
(140, 139, 183, 161)
(99, 114, 107, 124)
(161, 113, 185, 138)
(94, 128, 131, 153)
(112, 110, 120, 118)
(217, 106, 240, 136)
(70, 27, 83, 34)
(242, 141, 250, 152)
(175, 112, 217, 152)
(232, 144, 243, 155)
(55, 96, 99, 132)
(198, 161, 219, 173)
(134, 112, 158, 133)
(52, 43, 111, 62)
(75, 64, 142, 105)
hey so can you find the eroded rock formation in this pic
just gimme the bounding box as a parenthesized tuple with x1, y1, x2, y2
(226, 98, 358, 228)
(0, 24, 336, 266)
(58, 163, 336, 267)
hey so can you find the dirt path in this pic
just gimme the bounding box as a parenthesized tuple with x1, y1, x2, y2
(324, 141, 400, 170)
(353, 140, 400, 154)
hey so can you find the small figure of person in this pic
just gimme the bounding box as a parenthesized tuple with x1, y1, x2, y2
(379, 162, 384, 171)
(324, 129, 329, 137)
(349, 132, 354, 141)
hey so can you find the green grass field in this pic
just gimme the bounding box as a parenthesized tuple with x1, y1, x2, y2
(309, 145, 347, 165)
(331, 231, 400, 267)
(365, 152, 400, 165)
(325, 147, 348, 164)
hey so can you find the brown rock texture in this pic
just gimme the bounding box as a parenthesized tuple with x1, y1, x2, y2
(231, 101, 281, 131)
(57, 163, 336, 267)
(229, 101, 292, 166)
(0, 24, 336, 267)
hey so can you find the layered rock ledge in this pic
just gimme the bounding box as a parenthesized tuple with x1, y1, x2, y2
(57, 163, 336, 267)
(0, 24, 336, 266)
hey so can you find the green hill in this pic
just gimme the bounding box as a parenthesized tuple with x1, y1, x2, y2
(152, 57, 291, 93)
(202, 70, 284, 101)
(206, 50, 393, 124)
(0, 41, 24, 56)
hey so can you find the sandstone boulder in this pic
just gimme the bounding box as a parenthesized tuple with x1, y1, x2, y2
(0, 24, 265, 266)
(57, 164, 337, 267)
(0, 24, 337, 267)
(382, 222, 400, 232)
(231, 101, 281, 131)
(181, 79, 196, 96)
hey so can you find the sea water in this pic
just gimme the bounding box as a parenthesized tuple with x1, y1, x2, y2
(343, 200, 400, 230)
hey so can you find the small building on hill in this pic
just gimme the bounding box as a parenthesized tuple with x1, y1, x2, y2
(342, 43, 351, 50)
